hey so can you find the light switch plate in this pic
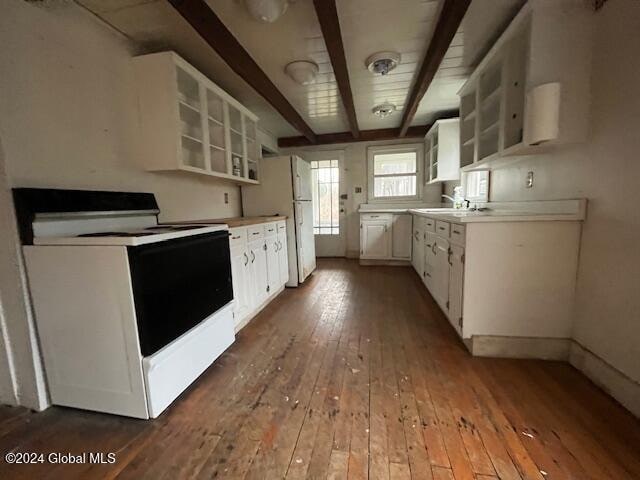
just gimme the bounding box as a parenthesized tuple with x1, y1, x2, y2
(526, 171, 534, 188)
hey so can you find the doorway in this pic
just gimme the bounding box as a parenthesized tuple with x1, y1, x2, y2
(309, 151, 346, 257)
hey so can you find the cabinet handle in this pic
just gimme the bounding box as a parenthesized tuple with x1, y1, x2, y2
(432, 243, 437, 255)
(252, 232, 260, 236)
(439, 226, 446, 231)
(384, 224, 388, 232)
(232, 235, 241, 240)
(251, 251, 255, 263)
(369, 215, 379, 218)
(448, 247, 453, 266)
(426, 272, 431, 278)
(243, 252, 248, 266)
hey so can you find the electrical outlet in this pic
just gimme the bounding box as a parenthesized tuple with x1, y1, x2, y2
(355, 187, 362, 194)
(224, 192, 229, 204)
(526, 171, 534, 188)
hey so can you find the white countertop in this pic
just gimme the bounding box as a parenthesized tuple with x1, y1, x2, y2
(360, 199, 587, 223)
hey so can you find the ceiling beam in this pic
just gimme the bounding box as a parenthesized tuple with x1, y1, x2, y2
(312, 0, 360, 139)
(398, 0, 471, 137)
(168, 0, 317, 143)
(278, 125, 432, 148)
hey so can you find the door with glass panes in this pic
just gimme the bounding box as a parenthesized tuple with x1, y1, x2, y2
(309, 153, 346, 257)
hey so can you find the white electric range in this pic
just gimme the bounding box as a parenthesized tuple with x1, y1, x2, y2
(16, 188, 236, 418)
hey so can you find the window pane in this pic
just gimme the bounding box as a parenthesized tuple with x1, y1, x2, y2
(374, 175, 416, 197)
(311, 161, 340, 235)
(374, 152, 416, 175)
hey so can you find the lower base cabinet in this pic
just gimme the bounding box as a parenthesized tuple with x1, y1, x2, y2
(229, 220, 288, 330)
(360, 212, 412, 261)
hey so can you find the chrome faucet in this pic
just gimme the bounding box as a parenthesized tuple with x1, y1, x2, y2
(441, 194, 456, 204)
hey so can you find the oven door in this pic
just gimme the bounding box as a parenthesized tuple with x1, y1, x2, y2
(128, 231, 232, 356)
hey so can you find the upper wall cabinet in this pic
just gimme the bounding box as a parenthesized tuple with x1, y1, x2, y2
(133, 52, 260, 184)
(459, 0, 592, 169)
(425, 118, 460, 184)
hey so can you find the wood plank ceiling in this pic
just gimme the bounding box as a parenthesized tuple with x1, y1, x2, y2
(76, 0, 524, 145)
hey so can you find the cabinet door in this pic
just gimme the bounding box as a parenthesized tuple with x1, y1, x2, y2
(424, 231, 437, 290)
(230, 246, 251, 326)
(448, 244, 465, 336)
(277, 232, 289, 286)
(433, 237, 450, 313)
(266, 236, 280, 294)
(392, 214, 412, 259)
(361, 220, 391, 259)
(248, 241, 268, 306)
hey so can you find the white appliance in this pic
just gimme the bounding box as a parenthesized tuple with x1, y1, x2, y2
(15, 188, 236, 419)
(241, 155, 316, 286)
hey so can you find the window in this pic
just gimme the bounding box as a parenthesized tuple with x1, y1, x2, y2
(311, 160, 339, 235)
(368, 145, 423, 202)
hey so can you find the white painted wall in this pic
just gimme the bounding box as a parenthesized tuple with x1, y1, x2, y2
(282, 138, 443, 257)
(0, 0, 245, 408)
(449, 1, 640, 391)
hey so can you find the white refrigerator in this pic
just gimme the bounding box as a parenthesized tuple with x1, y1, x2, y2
(241, 155, 316, 287)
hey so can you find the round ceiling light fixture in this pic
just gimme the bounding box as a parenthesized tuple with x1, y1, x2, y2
(244, 0, 289, 23)
(372, 103, 397, 118)
(285, 60, 319, 85)
(365, 51, 401, 75)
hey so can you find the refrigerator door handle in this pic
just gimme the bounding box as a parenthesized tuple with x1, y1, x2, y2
(295, 174, 301, 200)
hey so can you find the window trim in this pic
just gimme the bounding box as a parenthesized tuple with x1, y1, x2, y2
(367, 143, 424, 203)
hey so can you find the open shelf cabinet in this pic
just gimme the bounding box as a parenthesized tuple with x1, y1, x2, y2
(134, 51, 261, 184)
(458, 0, 592, 171)
(424, 118, 460, 184)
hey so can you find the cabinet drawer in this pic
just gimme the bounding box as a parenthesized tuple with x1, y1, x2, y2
(228, 227, 246, 247)
(264, 222, 277, 237)
(435, 220, 450, 237)
(424, 217, 436, 232)
(276, 220, 286, 233)
(450, 224, 466, 244)
(361, 213, 392, 222)
(247, 224, 265, 241)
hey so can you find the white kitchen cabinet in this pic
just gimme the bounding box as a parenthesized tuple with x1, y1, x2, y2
(360, 216, 391, 260)
(277, 230, 289, 286)
(448, 244, 465, 336)
(459, 0, 592, 168)
(411, 216, 425, 277)
(265, 234, 280, 296)
(230, 245, 251, 327)
(425, 119, 461, 183)
(229, 221, 287, 331)
(424, 231, 436, 290)
(432, 236, 450, 312)
(133, 51, 261, 184)
(391, 214, 412, 260)
(248, 238, 268, 307)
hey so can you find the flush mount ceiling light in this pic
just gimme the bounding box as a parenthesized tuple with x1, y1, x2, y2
(372, 103, 397, 118)
(285, 60, 319, 85)
(244, 0, 289, 23)
(365, 51, 401, 75)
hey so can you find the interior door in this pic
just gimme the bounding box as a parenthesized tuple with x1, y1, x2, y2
(309, 155, 346, 257)
(292, 156, 313, 201)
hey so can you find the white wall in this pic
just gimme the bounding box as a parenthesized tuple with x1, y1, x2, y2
(450, 1, 640, 398)
(0, 0, 245, 408)
(283, 138, 443, 257)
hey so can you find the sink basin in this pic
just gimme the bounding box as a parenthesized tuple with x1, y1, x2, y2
(412, 208, 469, 213)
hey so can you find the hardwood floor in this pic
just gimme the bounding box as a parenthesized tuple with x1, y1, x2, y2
(1, 258, 639, 479)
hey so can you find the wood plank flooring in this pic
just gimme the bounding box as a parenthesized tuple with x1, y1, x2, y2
(0, 258, 639, 479)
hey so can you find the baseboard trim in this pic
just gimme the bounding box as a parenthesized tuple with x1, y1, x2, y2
(569, 341, 640, 418)
(468, 334, 640, 418)
(469, 335, 571, 360)
(359, 259, 411, 266)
